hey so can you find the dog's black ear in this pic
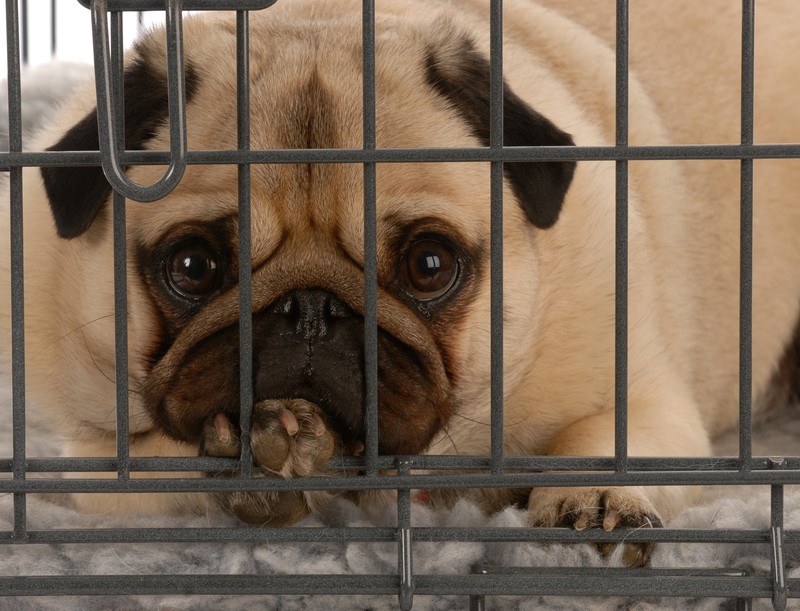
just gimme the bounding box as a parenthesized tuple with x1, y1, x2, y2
(425, 37, 575, 229)
(41, 46, 199, 239)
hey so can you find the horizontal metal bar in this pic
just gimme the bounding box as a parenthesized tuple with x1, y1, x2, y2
(76, 0, 277, 10)
(2, 455, 798, 473)
(1, 574, 397, 597)
(2, 143, 800, 169)
(1, 574, 796, 599)
(420, 573, 788, 599)
(0, 527, 396, 545)
(476, 567, 754, 576)
(1, 469, 799, 493)
(0, 526, 796, 546)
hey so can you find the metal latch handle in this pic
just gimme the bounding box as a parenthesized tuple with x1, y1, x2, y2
(90, 0, 186, 202)
(85, 0, 278, 202)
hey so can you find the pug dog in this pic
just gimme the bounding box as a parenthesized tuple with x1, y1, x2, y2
(1, 0, 799, 567)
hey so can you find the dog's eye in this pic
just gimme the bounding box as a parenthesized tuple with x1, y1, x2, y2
(165, 242, 222, 300)
(400, 240, 459, 301)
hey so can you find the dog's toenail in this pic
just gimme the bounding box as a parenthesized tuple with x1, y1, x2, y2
(214, 413, 232, 443)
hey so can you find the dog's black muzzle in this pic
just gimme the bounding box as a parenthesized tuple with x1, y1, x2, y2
(253, 288, 365, 444)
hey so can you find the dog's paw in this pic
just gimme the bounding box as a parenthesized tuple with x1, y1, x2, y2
(528, 486, 663, 567)
(200, 399, 337, 526)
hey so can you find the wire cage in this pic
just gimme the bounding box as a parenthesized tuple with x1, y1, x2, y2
(1, 0, 799, 609)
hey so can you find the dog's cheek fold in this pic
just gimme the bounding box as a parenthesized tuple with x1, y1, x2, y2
(40, 57, 200, 240)
(145, 324, 243, 442)
(424, 38, 576, 229)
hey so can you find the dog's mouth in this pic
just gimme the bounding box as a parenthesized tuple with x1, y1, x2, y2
(145, 287, 455, 457)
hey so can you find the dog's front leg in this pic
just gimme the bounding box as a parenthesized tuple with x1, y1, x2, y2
(65, 432, 206, 517)
(66, 400, 337, 524)
(527, 389, 711, 566)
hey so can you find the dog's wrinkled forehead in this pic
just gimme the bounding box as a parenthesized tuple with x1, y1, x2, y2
(125, 22, 494, 263)
(42, 8, 574, 249)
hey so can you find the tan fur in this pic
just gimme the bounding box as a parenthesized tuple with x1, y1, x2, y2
(1, 0, 798, 554)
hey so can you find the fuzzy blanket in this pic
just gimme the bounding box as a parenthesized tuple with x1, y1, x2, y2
(2, 63, 799, 610)
(0, 61, 93, 152)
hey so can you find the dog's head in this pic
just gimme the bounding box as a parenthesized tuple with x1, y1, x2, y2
(39, 7, 574, 456)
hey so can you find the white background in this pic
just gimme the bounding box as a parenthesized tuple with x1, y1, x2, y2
(0, 2, 170, 76)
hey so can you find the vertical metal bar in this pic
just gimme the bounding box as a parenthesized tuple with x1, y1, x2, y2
(738, 0, 754, 470)
(470, 567, 489, 610)
(614, 0, 629, 472)
(236, 10, 254, 477)
(362, 0, 379, 476)
(488, 0, 504, 475)
(770, 484, 787, 610)
(396, 460, 413, 610)
(50, 0, 56, 56)
(110, 11, 129, 479)
(20, 0, 27, 64)
(6, 0, 27, 542)
(110, 12, 125, 161)
(113, 187, 129, 478)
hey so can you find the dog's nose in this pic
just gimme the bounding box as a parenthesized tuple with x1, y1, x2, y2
(267, 288, 353, 340)
(255, 288, 365, 443)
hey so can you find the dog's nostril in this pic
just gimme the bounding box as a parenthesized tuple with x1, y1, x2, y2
(326, 293, 351, 319)
(269, 293, 295, 316)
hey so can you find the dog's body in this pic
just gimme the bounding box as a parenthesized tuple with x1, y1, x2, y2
(2, 0, 799, 566)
